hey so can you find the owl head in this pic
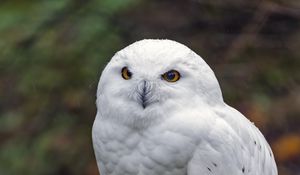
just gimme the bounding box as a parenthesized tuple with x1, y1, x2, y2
(96, 39, 223, 128)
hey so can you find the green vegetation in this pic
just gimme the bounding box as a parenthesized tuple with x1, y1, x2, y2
(0, 1, 140, 174)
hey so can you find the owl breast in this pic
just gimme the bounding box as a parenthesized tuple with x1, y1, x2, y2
(93, 119, 199, 175)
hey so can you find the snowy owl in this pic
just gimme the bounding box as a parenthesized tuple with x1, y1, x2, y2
(92, 39, 278, 175)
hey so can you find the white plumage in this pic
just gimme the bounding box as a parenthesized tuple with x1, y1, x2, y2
(92, 39, 278, 175)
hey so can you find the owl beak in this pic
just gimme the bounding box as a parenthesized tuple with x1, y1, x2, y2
(137, 80, 152, 109)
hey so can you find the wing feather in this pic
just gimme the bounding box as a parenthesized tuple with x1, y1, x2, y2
(187, 104, 277, 175)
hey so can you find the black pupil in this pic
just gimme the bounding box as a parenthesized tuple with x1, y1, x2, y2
(125, 68, 132, 77)
(166, 71, 175, 80)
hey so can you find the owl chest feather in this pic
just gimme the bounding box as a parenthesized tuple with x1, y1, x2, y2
(93, 118, 200, 175)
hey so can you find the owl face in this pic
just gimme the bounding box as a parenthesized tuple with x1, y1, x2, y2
(96, 39, 223, 126)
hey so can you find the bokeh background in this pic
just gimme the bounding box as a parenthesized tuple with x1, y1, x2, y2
(0, 0, 299, 175)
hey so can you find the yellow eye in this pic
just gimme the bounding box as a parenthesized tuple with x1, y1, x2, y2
(121, 67, 132, 80)
(162, 70, 180, 82)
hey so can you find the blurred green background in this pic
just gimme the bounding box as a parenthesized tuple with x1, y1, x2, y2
(0, 0, 299, 175)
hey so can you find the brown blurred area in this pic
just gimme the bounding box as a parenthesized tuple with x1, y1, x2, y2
(0, 0, 299, 175)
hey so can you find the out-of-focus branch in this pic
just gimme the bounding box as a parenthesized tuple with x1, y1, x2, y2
(220, 0, 300, 63)
(192, 0, 300, 18)
(222, 1, 271, 62)
(266, 1, 300, 17)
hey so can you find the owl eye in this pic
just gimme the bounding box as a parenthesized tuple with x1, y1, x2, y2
(162, 70, 180, 82)
(121, 67, 132, 80)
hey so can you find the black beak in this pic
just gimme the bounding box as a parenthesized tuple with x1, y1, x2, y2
(138, 80, 151, 109)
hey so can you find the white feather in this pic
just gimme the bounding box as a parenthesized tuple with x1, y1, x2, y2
(92, 39, 278, 175)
